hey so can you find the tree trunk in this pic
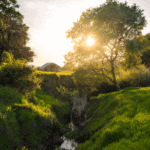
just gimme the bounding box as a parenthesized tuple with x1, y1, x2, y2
(111, 61, 121, 91)
(0, 31, 5, 63)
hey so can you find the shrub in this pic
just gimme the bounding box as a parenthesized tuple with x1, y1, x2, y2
(0, 85, 22, 104)
(57, 85, 78, 100)
(40, 74, 60, 95)
(0, 59, 42, 96)
(72, 64, 114, 95)
(118, 65, 150, 88)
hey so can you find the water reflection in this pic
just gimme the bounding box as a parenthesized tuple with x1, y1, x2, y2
(60, 136, 78, 150)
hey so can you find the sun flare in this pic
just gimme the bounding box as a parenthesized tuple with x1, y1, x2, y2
(85, 36, 95, 46)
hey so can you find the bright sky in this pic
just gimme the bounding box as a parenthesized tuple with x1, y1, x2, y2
(17, 0, 150, 67)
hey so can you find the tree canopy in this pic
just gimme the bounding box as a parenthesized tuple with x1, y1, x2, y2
(121, 34, 150, 69)
(65, 0, 147, 91)
(0, 0, 35, 62)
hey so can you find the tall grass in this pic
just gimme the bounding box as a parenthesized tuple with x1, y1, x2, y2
(0, 85, 70, 149)
(35, 88, 70, 123)
(76, 87, 150, 150)
(0, 85, 23, 149)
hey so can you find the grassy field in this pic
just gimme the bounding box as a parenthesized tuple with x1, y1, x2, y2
(76, 87, 150, 150)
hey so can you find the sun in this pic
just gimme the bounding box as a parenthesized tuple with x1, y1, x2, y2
(85, 36, 95, 46)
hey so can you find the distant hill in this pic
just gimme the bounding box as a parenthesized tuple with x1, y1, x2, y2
(39, 62, 62, 72)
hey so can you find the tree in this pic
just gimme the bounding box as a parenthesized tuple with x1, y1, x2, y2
(121, 35, 150, 69)
(0, 0, 22, 21)
(121, 33, 150, 69)
(141, 50, 150, 67)
(0, 0, 35, 62)
(66, 0, 146, 91)
(63, 51, 77, 71)
(0, 57, 41, 96)
(141, 33, 150, 67)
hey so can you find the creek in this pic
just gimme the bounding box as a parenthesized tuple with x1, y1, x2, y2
(56, 93, 88, 150)
(60, 134, 78, 150)
(55, 121, 78, 150)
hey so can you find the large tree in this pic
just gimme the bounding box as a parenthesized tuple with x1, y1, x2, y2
(0, 0, 35, 62)
(65, 0, 146, 91)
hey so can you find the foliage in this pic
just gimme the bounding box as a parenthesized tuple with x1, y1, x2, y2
(71, 60, 123, 96)
(63, 51, 77, 71)
(0, 85, 23, 149)
(0, 0, 23, 21)
(124, 35, 149, 53)
(76, 87, 150, 150)
(65, 0, 147, 91)
(35, 88, 70, 124)
(72, 62, 150, 95)
(141, 50, 150, 67)
(56, 85, 78, 100)
(121, 34, 150, 69)
(0, 0, 35, 62)
(121, 51, 142, 69)
(0, 85, 70, 149)
(72, 62, 111, 94)
(118, 65, 150, 88)
(65, 131, 79, 140)
(0, 59, 41, 96)
(36, 71, 75, 97)
(1, 51, 14, 63)
(140, 33, 150, 67)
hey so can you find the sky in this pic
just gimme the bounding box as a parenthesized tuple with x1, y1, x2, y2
(17, 0, 150, 67)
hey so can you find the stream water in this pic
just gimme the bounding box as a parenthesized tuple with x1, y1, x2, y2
(59, 135, 78, 150)
(58, 121, 78, 150)
(56, 94, 87, 150)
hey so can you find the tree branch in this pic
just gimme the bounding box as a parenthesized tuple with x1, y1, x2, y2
(98, 48, 111, 63)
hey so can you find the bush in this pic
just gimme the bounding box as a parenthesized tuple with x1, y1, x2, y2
(72, 64, 113, 95)
(40, 74, 60, 95)
(0, 85, 22, 104)
(0, 59, 42, 96)
(57, 85, 78, 100)
(118, 65, 150, 88)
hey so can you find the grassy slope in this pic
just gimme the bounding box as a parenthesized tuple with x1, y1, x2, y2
(76, 87, 150, 150)
(35, 88, 70, 124)
(0, 86, 70, 149)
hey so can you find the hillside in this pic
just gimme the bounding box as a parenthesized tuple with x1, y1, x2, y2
(0, 85, 70, 149)
(76, 87, 150, 150)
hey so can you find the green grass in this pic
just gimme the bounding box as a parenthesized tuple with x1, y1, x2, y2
(0, 85, 70, 149)
(76, 87, 150, 150)
(35, 88, 70, 123)
(36, 70, 73, 76)
(0, 85, 23, 149)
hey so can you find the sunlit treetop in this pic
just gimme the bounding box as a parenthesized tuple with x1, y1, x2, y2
(0, 0, 23, 22)
(65, 0, 147, 91)
(85, 36, 95, 47)
(66, 0, 146, 49)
